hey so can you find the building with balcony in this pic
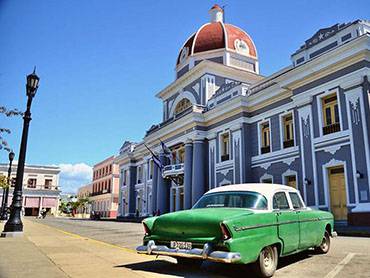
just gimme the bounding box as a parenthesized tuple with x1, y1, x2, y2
(90, 156, 119, 218)
(0, 163, 61, 216)
(115, 5, 370, 226)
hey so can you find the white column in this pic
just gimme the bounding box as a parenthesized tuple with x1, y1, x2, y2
(39, 196, 43, 215)
(207, 133, 217, 189)
(231, 124, 243, 184)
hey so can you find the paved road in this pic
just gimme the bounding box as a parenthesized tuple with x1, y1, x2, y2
(32, 217, 143, 249)
(33, 217, 370, 278)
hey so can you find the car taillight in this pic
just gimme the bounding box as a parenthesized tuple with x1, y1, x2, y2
(220, 223, 231, 240)
(143, 222, 150, 236)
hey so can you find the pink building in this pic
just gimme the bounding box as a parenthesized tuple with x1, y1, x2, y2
(90, 156, 119, 218)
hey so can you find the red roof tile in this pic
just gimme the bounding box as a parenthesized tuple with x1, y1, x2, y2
(194, 22, 225, 53)
(225, 24, 257, 57)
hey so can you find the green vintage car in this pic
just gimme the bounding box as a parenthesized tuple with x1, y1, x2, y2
(137, 183, 336, 277)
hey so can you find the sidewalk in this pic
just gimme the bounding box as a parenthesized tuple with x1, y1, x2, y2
(0, 219, 163, 278)
(335, 224, 370, 237)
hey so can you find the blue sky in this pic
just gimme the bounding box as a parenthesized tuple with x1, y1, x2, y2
(0, 0, 368, 192)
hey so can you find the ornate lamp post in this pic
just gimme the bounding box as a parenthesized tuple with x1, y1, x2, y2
(2, 69, 39, 236)
(0, 151, 15, 220)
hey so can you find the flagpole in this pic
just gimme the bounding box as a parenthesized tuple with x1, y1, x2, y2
(144, 143, 180, 186)
(159, 139, 181, 164)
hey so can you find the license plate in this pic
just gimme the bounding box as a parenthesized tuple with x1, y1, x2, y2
(170, 241, 192, 250)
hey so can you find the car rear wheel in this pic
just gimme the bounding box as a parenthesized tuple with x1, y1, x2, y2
(316, 231, 331, 254)
(176, 257, 203, 267)
(253, 245, 278, 278)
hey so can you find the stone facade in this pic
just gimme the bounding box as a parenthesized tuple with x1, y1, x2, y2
(0, 163, 61, 216)
(115, 9, 370, 225)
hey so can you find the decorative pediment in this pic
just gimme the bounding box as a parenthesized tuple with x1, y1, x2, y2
(119, 141, 136, 154)
(213, 81, 241, 97)
(304, 23, 340, 48)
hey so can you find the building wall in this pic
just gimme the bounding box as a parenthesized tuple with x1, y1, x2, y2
(115, 20, 370, 225)
(90, 156, 119, 218)
(0, 164, 60, 216)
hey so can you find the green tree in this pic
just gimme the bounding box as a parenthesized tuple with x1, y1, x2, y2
(59, 201, 70, 214)
(0, 174, 8, 189)
(0, 106, 23, 152)
(77, 197, 91, 214)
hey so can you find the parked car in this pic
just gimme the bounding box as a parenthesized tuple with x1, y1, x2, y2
(137, 184, 336, 277)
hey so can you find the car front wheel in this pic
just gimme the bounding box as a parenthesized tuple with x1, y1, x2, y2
(253, 245, 278, 278)
(316, 231, 331, 254)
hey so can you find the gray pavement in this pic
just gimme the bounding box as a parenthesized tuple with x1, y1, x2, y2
(32, 217, 143, 249)
(32, 217, 370, 277)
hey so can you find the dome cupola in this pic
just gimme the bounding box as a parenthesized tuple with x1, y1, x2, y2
(209, 4, 224, 22)
(176, 5, 259, 78)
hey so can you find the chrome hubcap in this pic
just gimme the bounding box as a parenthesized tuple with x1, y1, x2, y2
(321, 236, 328, 251)
(262, 247, 274, 269)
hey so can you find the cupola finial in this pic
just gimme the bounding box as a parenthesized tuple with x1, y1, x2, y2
(209, 4, 224, 23)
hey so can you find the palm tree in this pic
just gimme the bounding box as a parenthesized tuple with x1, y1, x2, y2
(77, 197, 91, 214)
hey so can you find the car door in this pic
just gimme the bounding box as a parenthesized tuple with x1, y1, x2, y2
(273, 191, 299, 254)
(288, 191, 320, 249)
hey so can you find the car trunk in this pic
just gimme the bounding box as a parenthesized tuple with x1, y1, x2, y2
(151, 208, 254, 241)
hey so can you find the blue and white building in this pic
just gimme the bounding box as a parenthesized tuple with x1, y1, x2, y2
(115, 5, 370, 225)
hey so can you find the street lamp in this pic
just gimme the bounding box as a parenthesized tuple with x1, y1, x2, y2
(2, 68, 39, 236)
(0, 151, 15, 220)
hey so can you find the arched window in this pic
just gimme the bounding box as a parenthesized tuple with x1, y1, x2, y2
(174, 98, 192, 115)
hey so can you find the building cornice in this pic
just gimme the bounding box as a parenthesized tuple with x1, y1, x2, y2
(156, 60, 263, 100)
(93, 155, 116, 168)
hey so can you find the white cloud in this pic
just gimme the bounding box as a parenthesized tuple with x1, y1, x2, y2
(58, 163, 92, 193)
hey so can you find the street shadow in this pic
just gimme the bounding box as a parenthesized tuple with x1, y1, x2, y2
(277, 250, 314, 270)
(117, 251, 315, 277)
(116, 259, 256, 277)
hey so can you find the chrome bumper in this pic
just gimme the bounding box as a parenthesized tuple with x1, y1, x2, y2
(136, 240, 241, 263)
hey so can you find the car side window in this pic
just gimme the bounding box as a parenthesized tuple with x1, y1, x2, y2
(289, 192, 304, 209)
(273, 192, 290, 210)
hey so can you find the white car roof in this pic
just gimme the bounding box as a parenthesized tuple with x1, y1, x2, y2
(206, 183, 298, 200)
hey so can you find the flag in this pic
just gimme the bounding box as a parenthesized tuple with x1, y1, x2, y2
(144, 143, 179, 185)
(159, 139, 171, 156)
(144, 144, 163, 170)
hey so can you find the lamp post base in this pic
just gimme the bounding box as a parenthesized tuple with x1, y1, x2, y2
(1, 231, 24, 238)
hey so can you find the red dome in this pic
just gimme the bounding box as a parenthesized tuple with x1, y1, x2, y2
(225, 24, 257, 57)
(177, 22, 257, 65)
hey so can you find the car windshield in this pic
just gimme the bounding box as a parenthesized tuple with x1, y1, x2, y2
(193, 191, 268, 210)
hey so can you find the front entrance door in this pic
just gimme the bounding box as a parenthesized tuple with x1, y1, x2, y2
(328, 166, 347, 221)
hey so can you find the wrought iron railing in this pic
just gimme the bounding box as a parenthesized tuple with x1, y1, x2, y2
(261, 146, 271, 154)
(283, 139, 294, 148)
(221, 154, 230, 162)
(323, 123, 340, 135)
(162, 163, 185, 177)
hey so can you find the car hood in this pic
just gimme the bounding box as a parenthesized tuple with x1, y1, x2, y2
(151, 208, 254, 240)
